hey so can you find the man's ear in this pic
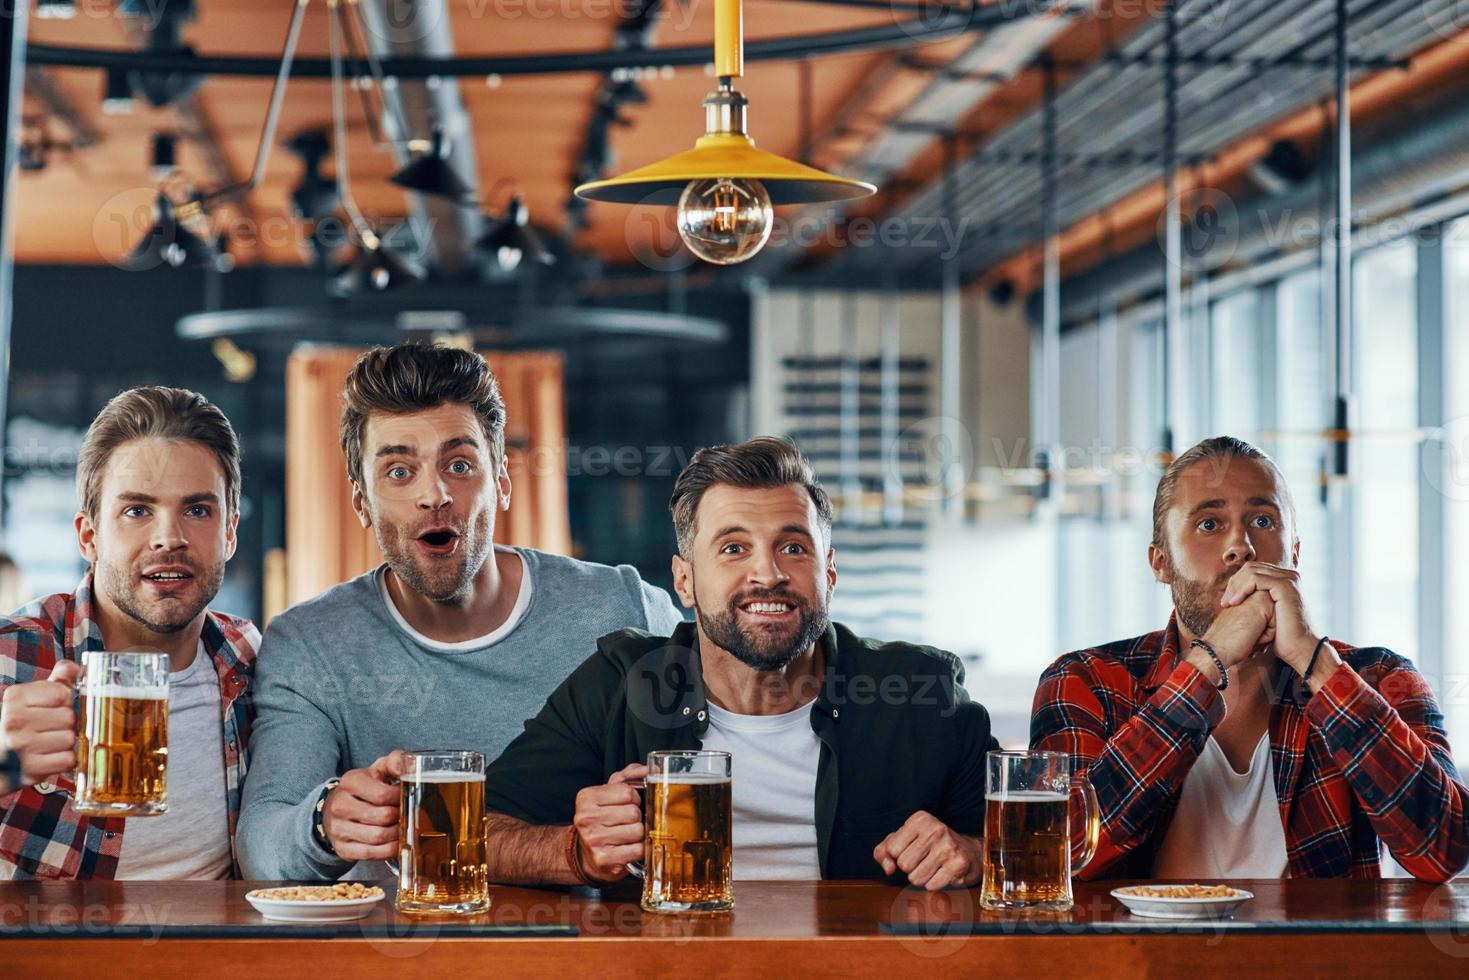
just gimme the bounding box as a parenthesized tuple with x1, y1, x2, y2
(75, 511, 98, 564)
(1291, 537, 1301, 568)
(825, 547, 837, 594)
(224, 509, 240, 562)
(1147, 542, 1172, 585)
(671, 554, 695, 609)
(497, 461, 513, 512)
(350, 481, 373, 529)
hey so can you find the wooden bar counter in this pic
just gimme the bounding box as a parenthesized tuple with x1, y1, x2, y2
(3, 878, 1468, 977)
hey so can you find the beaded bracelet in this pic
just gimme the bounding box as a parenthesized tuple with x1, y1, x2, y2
(313, 778, 342, 856)
(1189, 637, 1228, 691)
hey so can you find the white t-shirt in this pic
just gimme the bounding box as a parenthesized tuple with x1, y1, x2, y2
(699, 700, 822, 880)
(375, 546, 531, 652)
(1152, 733, 1289, 879)
(114, 644, 232, 880)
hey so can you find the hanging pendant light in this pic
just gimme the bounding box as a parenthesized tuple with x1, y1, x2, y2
(475, 194, 554, 271)
(126, 192, 217, 270)
(388, 127, 473, 204)
(329, 231, 425, 297)
(574, 0, 874, 265)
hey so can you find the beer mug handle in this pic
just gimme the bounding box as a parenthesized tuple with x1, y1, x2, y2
(1069, 775, 1100, 873)
(622, 775, 646, 880)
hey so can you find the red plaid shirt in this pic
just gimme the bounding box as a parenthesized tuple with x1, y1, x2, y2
(1031, 615, 1469, 882)
(0, 575, 259, 879)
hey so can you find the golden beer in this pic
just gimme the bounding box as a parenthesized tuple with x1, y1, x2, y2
(643, 773, 733, 912)
(397, 764, 489, 914)
(979, 751, 1099, 912)
(74, 651, 170, 818)
(982, 792, 1071, 908)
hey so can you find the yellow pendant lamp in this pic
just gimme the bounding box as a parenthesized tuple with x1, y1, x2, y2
(574, 0, 876, 264)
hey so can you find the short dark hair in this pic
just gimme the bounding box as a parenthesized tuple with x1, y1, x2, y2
(669, 436, 833, 557)
(340, 342, 507, 487)
(1152, 435, 1297, 547)
(76, 386, 242, 520)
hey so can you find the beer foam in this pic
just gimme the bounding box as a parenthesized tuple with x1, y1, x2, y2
(985, 790, 1067, 802)
(402, 771, 485, 784)
(646, 773, 731, 785)
(80, 684, 167, 701)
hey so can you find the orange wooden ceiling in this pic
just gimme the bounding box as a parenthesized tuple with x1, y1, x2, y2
(16, 0, 916, 267)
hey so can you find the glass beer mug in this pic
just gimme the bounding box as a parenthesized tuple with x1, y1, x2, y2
(396, 750, 490, 915)
(629, 750, 733, 913)
(73, 651, 170, 817)
(980, 750, 1099, 912)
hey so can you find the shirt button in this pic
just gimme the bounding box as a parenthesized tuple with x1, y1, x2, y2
(831, 709, 840, 719)
(104, 831, 117, 839)
(697, 710, 707, 722)
(682, 707, 691, 717)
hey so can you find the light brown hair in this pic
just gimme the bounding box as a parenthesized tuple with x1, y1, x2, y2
(670, 436, 833, 557)
(1151, 435, 1297, 548)
(340, 342, 507, 487)
(76, 386, 242, 520)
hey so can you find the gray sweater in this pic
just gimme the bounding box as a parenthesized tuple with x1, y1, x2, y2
(236, 547, 684, 881)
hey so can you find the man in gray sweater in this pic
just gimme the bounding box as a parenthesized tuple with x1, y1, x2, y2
(237, 343, 682, 881)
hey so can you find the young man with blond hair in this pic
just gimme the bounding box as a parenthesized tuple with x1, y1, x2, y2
(0, 387, 258, 879)
(1031, 436, 1469, 881)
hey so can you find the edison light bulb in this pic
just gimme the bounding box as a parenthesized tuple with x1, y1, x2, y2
(676, 177, 773, 265)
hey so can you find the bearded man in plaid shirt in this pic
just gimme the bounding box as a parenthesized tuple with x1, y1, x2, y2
(1032, 436, 1468, 882)
(0, 387, 258, 880)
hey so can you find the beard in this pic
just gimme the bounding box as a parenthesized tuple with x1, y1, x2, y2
(695, 583, 831, 672)
(373, 506, 494, 602)
(95, 551, 223, 636)
(1169, 565, 1234, 639)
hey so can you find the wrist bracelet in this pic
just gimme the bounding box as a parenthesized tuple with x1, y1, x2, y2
(0, 750, 19, 797)
(313, 778, 342, 856)
(1189, 638, 1228, 691)
(566, 826, 598, 886)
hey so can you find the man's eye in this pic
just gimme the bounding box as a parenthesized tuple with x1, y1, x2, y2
(1197, 518, 1218, 532)
(1253, 515, 1275, 529)
(388, 466, 410, 480)
(123, 505, 148, 518)
(448, 460, 473, 475)
(187, 505, 211, 518)
(721, 544, 743, 555)
(783, 543, 807, 554)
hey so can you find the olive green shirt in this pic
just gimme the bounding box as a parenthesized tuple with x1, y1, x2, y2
(483, 621, 998, 880)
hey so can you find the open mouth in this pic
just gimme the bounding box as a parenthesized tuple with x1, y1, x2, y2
(142, 568, 194, 589)
(739, 599, 796, 619)
(416, 528, 460, 553)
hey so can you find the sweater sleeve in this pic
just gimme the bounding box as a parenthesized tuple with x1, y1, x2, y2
(236, 614, 354, 881)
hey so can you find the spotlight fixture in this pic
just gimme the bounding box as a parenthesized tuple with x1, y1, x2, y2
(574, 0, 873, 265)
(151, 133, 177, 181)
(475, 194, 554, 272)
(286, 129, 339, 222)
(329, 232, 425, 297)
(388, 128, 473, 204)
(124, 0, 207, 109)
(102, 67, 136, 115)
(126, 193, 217, 271)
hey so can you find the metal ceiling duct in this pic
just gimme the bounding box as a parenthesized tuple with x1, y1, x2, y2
(356, 0, 482, 277)
(823, 0, 1451, 285)
(1040, 84, 1469, 325)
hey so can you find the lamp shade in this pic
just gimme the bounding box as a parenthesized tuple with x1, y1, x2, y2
(574, 133, 875, 206)
(475, 195, 555, 269)
(329, 241, 425, 297)
(389, 129, 472, 204)
(126, 193, 216, 270)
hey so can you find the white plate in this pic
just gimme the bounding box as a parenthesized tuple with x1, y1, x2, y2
(245, 890, 386, 923)
(1110, 887, 1254, 920)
